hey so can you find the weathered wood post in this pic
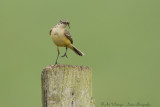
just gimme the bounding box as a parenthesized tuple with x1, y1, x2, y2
(41, 64, 95, 107)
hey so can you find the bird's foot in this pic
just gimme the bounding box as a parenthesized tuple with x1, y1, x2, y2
(55, 61, 58, 65)
(61, 53, 68, 58)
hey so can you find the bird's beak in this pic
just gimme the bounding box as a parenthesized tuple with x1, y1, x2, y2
(67, 23, 70, 29)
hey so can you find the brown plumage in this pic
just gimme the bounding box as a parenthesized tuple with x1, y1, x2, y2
(50, 20, 84, 64)
(64, 30, 73, 44)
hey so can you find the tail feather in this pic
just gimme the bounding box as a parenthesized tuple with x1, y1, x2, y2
(72, 46, 84, 56)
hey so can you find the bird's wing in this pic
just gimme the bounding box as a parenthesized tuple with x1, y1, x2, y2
(64, 30, 73, 44)
(49, 28, 52, 35)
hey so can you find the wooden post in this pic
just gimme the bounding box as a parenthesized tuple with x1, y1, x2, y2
(41, 64, 95, 107)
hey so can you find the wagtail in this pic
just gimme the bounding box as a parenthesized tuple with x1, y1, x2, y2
(50, 20, 84, 64)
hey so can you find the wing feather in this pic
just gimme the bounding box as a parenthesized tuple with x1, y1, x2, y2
(64, 30, 73, 44)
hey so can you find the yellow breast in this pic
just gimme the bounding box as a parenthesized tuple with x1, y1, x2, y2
(51, 28, 71, 47)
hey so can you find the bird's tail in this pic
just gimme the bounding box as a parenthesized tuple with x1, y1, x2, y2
(71, 45, 84, 56)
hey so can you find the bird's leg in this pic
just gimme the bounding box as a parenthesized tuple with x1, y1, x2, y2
(61, 46, 68, 58)
(55, 47, 60, 65)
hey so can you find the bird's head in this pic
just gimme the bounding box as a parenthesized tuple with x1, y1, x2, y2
(58, 19, 70, 28)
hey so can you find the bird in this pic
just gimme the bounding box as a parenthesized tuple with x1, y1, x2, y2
(50, 20, 84, 64)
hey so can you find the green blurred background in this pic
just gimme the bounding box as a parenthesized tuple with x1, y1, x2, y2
(0, 0, 160, 107)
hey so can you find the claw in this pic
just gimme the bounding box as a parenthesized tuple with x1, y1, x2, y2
(55, 61, 58, 65)
(61, 53, 68, 58)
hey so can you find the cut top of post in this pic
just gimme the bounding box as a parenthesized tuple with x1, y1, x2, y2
(44, 64, 92, 72)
